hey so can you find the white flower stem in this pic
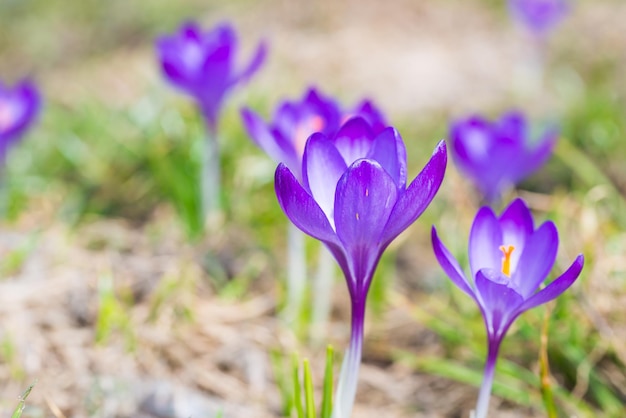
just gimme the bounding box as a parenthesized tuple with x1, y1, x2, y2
(285, 223, 307, 325)
(474, 339, 501, 418)
(331, 300, 365, 418)
(311, 244, 335, 344)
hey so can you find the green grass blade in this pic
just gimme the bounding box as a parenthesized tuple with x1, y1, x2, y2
(539, 309, 557, 418)
(303, 359, 316, 418)
(321, 345, 334, 418)
(11, 382, 35, 418)
(293, 355, 304, 418)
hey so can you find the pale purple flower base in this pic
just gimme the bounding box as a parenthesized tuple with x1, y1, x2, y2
(332, 300, 365, 418)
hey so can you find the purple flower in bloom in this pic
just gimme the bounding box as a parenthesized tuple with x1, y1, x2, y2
(431, 198, 583, 418)
(509, 0, 569, 34)
(156, 21, 266, 132)
(0, 79, 40, 162)
(241, 87, 387, 180)
(449, 111, 557, 203)
(275, 117, 447, 417)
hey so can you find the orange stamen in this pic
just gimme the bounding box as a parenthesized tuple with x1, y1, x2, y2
(499, 245, 515, 277)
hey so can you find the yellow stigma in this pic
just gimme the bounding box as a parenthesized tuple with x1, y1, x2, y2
(499, 245, 515, 277)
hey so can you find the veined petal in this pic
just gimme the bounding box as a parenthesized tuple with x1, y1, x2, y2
(475, 269, 524, 339)
(303, 133, 348, 223)
(510, 221, 558, 298)
(431, 227, 474, 297)
(275, 164, 339, 246)
(366, 127, 406, 189)
(333, 117, 375, 165)
(334, 160, 397, 286)
(499, 198, 534, 270)
(519, 254, 584, 312)
(381, 140, 447, 245)
(469, 207, 502, 277)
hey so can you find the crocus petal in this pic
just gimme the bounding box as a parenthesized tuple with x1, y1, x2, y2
(240, 108, 298, 171)
(303, 133, 348, 223)
(468, 207, 502, 277)
(350, 99, 387, 134)
(450, 117, 492, 164)
(475, 269, 524, 339)
(510, 221, 558, 298)
(498, 198, 534, 270)
(334, 160, 397, 288)
(199, 42, 231, 96)
(302, 87, 343, 135)
(231, 40, 267, 86)
(333, 117, 375, 164)
(275, 163, 339, 246)
(431, 227, 474, 297)
(366, 127, 406, 189)
(381, 141, 447, 245)
(518, 128, 558, 180)
(497, 111, 526, 145)
(519, 254, 584, 312)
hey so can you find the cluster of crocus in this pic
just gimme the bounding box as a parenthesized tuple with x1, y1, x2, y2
(275, 117, 447, 417)
(432, 198, 583, 418)
(0, 79, 40, 163)
(156, 21, 266, 218)
(243, 87, 387, 328)
(449, 111, 557, 203)
(508, 0, 569, 34)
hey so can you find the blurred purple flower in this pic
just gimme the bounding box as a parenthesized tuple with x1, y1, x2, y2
(509, 0, 569, 34)
(156, 21, 266, 133)
(241, 87, 387, 180)
(449, 111, 557, 203)
(0, 79, 40, 161)
(275, 117, 447, 417)
(432, 198, 583, 418)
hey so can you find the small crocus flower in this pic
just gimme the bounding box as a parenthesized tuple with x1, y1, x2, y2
(156, 21, 266, 133)
(449, 111, 557, 203)
(431, 198, 583, 418)
(275, 117, 447, 418)
(0, 79, 40, 161)
(241, 86, 387, 180)
(508, 0, 569, 35)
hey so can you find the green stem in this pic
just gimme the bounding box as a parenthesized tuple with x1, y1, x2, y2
(540, 307, 558, 418)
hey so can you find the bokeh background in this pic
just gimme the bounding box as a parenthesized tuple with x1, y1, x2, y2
(0, 0, 625, 416)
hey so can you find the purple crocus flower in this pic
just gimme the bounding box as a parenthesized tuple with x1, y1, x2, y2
(241, 87, 387, 180)
(275, 117, 447, 417)
(0, 79, 40, 162)
(449, 111, 557, 203)
(156, 21, 266, 133)
(431, 198, 583, 418)
(509, 0, 569, 34)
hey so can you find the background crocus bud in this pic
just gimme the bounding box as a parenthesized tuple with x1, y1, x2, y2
(508, 0, 569, 34)
(0, 79, 41, 161)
